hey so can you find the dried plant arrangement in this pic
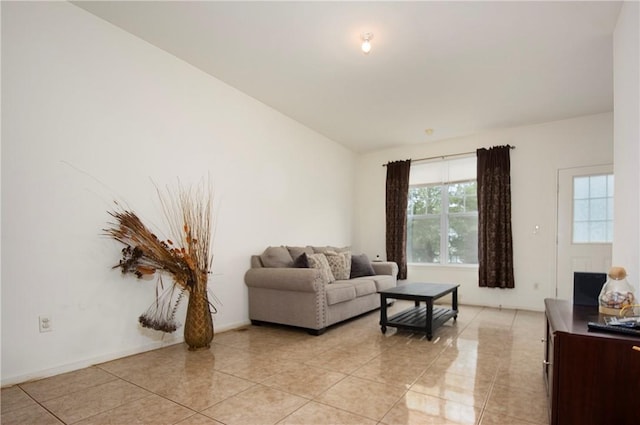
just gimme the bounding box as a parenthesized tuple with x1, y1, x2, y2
(104, 180, 216, 349)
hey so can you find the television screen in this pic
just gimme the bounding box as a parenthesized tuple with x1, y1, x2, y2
(573, 272, 607, 306)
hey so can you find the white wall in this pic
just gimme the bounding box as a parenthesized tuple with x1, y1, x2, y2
(354, 113, 613, 311)
(1, 2, 354, 385)
(613, 2, 640, 295)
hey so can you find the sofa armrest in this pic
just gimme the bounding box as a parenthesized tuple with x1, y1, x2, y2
(371, 261, 398, 277)
(244, 268, 323, 292)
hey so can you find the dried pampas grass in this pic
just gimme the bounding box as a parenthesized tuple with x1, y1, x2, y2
(104, 180, 215, 332)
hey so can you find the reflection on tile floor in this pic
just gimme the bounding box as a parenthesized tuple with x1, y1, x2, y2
(1, 302, 549, 425)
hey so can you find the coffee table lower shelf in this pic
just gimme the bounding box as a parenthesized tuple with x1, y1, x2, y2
(382, 306, 457, 339)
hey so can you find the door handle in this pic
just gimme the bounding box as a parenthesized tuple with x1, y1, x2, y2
(633, 346, 640, 352)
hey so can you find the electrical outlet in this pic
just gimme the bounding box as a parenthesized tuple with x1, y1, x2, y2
(39, 315, 52, 333)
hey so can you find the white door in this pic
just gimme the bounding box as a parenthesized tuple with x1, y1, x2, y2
(556, 165, 613, 301)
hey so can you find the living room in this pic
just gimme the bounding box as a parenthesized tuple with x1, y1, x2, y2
(2, 1, 638, 420)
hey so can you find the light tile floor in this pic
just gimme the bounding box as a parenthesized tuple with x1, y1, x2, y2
(1, 302, 549, 425)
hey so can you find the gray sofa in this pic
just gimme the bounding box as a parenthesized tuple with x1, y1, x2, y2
(244, 246, 398, 335)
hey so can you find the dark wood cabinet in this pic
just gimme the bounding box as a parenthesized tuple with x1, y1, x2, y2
(544, 299, 640, 425)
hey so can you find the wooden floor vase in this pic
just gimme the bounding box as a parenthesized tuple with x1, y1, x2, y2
(184, 281, 214, 350)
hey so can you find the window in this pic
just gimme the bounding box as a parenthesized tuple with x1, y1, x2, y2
(573, 174, 614, 243)
(407, 157, 478, 265)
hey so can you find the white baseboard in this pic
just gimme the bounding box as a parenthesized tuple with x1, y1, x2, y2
(215, 319, 252, 333)
(1, 337, 180, 388)
(1, 321, 251, 388)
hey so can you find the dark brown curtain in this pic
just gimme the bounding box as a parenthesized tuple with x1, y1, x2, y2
(385, 159, 411, 280)
(477, 146, 514, 288)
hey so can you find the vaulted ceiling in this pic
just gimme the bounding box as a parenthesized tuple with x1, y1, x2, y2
(73, 1, 622, 153)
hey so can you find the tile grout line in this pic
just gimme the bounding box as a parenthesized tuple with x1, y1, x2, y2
(372, 306, 482, 425)
(13, 385, 68, 425)
(5, 305, 548, 425)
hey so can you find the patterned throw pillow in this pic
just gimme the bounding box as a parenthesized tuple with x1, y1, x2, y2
(308, 253, 335, 284)
(340, 251, 352, 279)
(324, 251, 351, 280)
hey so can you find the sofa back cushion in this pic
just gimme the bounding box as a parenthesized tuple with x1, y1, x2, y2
(312, 245, 350, 254)
(260, 246, 293, 268)
(286, 246, 314, 260)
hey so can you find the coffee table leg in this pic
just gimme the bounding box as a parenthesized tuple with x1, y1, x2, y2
(426, 301, 433, 340)
(380, 294, 388, 334)
(452, 288, 458, 320)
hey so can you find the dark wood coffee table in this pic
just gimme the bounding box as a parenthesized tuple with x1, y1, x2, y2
(378, 282, 459, 340)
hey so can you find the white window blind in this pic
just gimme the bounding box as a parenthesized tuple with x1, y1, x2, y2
(407, 155, 478, 265)
(409, 156, 476, 185)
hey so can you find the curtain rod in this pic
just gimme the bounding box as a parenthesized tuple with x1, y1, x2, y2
(382, 145, 515, 167)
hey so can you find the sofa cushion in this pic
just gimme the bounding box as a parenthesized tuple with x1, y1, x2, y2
(348, 279, 377, 297)
(324, 251, 351, 280)
(287, 246, 314, 260)
(312, 245, 351, 254)
(350, 253, 376, 278)
(325, 283, 356, 305)
(260, 246, 293, 268)
(308, 253, 335, 284)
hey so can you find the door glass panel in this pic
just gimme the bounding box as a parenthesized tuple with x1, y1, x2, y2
(572, 174, 614, 243)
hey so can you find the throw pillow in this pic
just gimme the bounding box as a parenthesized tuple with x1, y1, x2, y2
(293, 252, 310, 268)
(308, 253, 335, 284)
(341, 251, 352, 278)
(260, 246, 293, 268)
(324, 250, 351, 280)
(350, 253, 376, 278)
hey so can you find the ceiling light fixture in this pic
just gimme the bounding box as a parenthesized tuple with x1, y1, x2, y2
(361, 32, 373, 54)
